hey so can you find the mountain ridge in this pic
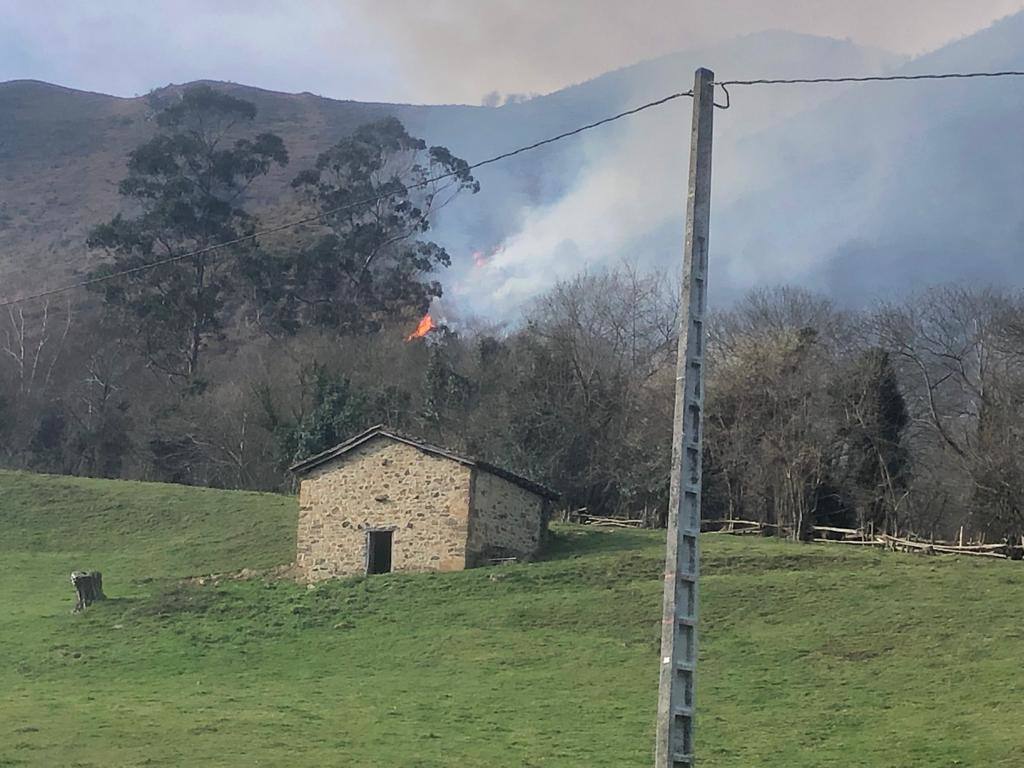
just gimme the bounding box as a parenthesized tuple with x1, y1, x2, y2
(7, 21, 1019, 311)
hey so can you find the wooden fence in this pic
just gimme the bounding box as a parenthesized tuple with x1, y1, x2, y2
(702, 519, 1024, 560)
(559, 508, 1023, 560)
(562, 508, 644, 528)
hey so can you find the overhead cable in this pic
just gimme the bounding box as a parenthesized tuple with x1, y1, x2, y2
(717, 70, 1024, 86)
(7, 69, 1024, 307)
(0, 90, 695, 308)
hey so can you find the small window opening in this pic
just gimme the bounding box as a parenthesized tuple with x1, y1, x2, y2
(367, 530, 394, 575)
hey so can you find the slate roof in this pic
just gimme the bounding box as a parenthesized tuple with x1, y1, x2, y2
(288, 424, 560, 501)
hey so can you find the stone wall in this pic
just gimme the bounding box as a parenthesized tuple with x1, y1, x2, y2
(296, 438, 472, 581)
(467, 470, 547, 566)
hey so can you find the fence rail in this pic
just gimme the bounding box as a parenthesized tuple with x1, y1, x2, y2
(701, 519, 1024, 560)
(558, 510, 1024, 560)
(562, 508, 645, 528)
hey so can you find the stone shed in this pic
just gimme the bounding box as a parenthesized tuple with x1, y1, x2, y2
(290, 425, 559, 581)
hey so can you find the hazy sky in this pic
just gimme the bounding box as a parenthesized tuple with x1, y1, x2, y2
(2, 0, 1023, 104)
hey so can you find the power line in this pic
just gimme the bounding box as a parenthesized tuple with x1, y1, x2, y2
(467, 89, 693, 169)
(7, 68, 1024, 308)
(717, 70, 1024, 86)
(0, 90, 694, 308)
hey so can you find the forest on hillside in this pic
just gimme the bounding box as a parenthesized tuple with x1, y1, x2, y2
(3, 85, 1023, 544)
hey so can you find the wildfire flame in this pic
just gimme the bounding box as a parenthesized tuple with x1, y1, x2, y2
(471, 244, 504, 270)
(405, 313, 435, 341)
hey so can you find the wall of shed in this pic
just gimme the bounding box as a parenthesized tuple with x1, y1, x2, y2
(467, 470, 547, 566)
(296, 439, 472, 581)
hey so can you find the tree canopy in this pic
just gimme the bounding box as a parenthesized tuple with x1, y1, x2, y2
(87, 85, 288, 381)
(246, 117, 478, 334)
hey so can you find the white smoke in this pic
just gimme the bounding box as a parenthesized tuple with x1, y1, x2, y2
(446, 29, 907, 315)
(467, 105, 689, 312)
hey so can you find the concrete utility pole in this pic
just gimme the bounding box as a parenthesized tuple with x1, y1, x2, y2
(655, 67, 715, 768)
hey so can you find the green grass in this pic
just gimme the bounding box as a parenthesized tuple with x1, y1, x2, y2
(1, 469, 1022, 767)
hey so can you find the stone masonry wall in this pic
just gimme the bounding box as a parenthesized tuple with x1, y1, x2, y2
(296, 438, 472, 581)
(467, 470, 547, 566)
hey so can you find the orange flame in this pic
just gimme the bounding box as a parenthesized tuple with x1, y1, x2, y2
(471, 244, 504, 269)
(405, 313, 435, 341)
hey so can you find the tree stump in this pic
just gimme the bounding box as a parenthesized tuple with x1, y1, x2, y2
(71, 571, 105, 612)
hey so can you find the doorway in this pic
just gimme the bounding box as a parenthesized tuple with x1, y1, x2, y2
(367, 530, 394, 575)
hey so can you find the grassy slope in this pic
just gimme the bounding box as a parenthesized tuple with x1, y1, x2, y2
(1, 470, 1022, 767)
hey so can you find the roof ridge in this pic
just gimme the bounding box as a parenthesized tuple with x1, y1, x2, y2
(289, 427, 559, 500)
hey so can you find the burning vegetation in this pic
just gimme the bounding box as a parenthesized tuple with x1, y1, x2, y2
(406, 314, 435, 341)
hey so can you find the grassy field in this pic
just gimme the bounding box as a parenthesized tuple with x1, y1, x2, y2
(1, 469, 1022, 767)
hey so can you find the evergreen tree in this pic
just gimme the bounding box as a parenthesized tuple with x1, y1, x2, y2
(88, 85, 288, 382)
(248, 117, 477, 334)
(834, 347, 910, 532)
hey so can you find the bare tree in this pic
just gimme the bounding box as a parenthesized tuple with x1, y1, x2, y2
(870, 287, 1024, 539)
(1, 299, 72, 396)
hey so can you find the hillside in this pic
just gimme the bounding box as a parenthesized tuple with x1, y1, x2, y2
(714, 12, 1024, 300)
(9, 16, 1024, 313)
(2, 470, 1022, 766)
(0, 31, 899, 307)
(0, 79, 448, 293)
